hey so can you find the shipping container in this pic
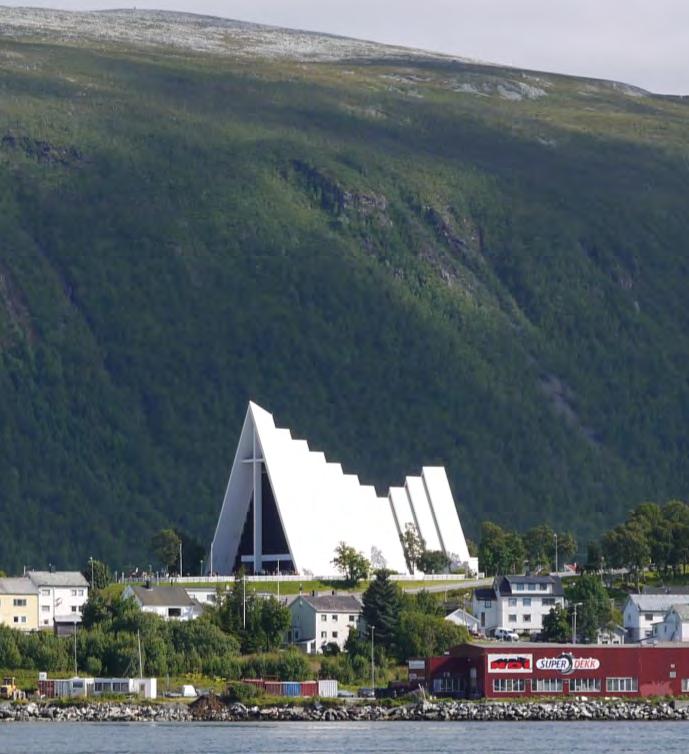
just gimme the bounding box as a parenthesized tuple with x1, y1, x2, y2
(264, 681, 283, 696)
(38, 680, 56, 698)
(301, 681, 318, 697)
(242, 679, 266, 690)
(282, 681, 302, 697)
(317, 679, 338, 698)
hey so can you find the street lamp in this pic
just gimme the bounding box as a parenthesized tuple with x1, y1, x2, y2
(554, 533, 558, 574)
(370, 625, 376, 694)
(572, 602, 583, 644)
(89, 556, 94, 588)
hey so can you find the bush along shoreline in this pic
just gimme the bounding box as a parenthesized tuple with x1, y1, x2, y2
(4, 697, 689, 722)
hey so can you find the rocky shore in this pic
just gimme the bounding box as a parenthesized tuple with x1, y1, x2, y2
(4, 697, 689, 722)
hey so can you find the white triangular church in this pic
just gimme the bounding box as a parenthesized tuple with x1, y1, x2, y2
(210, 402, 477, 577)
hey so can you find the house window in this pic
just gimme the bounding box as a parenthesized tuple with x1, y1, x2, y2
(681, 679, 689, 693)
(508, 598, 517, 607)
(523, 614, 532, 623)
(523, 598, 531, 607)
(542, 598, 555, 606)
(528, 584, 536, 591)
(349, 615, 356, 622)
(321, 615, 327, 622)
(508, 614, 517, 622)
(71, 606, 78, 613)
(13, 598, 27, 607)
(71, 590, 78, 596)
(484, 600, 492, 608)
(493, 679, 525, 693)
(78, 589, 84, 596)
(331, 614, 338, 621)
(644, 613, 654, 621)
(332, 631, 338, 639)
(606, 677, 638, 692)
(539, 584, 547, 591)
(516, 584, 525, 592)
(571, 678, 601, 693)
(320, 631, 327, 639)
(533, 678, 563, 693)
(168, 607, 182, 618)
(13, 616, 26, 624)
(42, 606, 50, 612)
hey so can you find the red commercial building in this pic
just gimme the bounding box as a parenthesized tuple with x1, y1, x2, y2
(420, 642, 689, 699)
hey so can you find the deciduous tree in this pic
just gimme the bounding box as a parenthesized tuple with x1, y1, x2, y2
(332, 542, 370, 586)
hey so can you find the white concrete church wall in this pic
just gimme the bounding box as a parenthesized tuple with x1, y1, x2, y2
(210, 402, 474, 578)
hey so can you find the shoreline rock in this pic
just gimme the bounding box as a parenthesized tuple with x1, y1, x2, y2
(3, 698, 689, 723)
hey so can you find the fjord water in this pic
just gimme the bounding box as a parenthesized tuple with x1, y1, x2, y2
(4, 721, 689, 753)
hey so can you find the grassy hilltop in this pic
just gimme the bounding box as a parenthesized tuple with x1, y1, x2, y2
(0, 9, 688, 571)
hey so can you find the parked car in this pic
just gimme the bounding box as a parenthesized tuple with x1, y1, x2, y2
(494, 627, 520, 641)
(337, 689, 355, 698)
(357, 687, 375, 698)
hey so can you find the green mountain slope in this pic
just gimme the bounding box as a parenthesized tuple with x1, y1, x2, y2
(0, 10, 688, 571)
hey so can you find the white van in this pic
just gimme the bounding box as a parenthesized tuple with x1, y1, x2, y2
(494, 628, 520, 641)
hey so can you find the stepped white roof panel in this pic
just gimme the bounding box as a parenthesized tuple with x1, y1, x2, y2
(389, 486, 416, 537)
(422, 466, 471, 563)
(405, 476, 442, 551)
(211, 402, 472, 577)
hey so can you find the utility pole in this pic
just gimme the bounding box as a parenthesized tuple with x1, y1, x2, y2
(179, 540, 183, 579)
(73, 620, 78, 677)
(137, 630, 143, 679)
(370, 625, 376, 693)
(89, 556, 94, 588)
(277, 560, 280, 602)
(572, 602, 583, 644)
(243, 572, 247, 629)
(210, 541, 213, 578)
(554, 533, 558, 574)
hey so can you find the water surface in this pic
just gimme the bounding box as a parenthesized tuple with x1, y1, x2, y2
(3, 720, 689, 753)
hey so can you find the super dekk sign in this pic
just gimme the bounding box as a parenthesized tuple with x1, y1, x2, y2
(535, 653, 600, 675)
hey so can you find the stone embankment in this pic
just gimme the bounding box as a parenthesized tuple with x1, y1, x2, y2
(4, 697, 689, 722)
(0, 701, 191, 722)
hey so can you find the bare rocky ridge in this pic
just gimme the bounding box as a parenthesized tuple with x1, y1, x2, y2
(0, 7, 463, 63)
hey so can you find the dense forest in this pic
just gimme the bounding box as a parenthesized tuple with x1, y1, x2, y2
(0, 10, 688, 571)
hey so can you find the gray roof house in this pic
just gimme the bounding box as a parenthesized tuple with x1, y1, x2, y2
(472, 574, 565, 636)
(26, 570, 89, 631)
(652, 604, 689, 642)
(123, 585, 204, 621)
(623, 594, 689, 642)
(289, 594, 363, 654)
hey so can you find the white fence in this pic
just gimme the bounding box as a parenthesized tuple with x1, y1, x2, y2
(161, 573, 467, 585)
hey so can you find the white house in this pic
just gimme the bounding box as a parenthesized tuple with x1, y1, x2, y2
(652, 604, 689, 642)
(27, 571, 89, 630)
(211, 402, 478, 577)
(288, 594, 363, 653)
(472, 575, 565, 636)
(123, 585, 204, 621)
(444, 606, 480, 634)
(623, 594, 689, 642)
